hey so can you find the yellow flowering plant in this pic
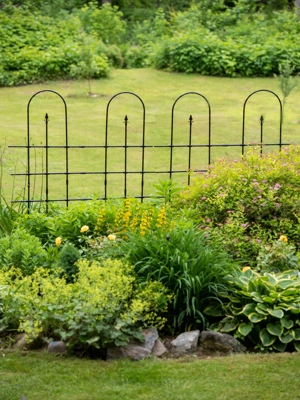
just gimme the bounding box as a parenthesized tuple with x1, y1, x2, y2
(0, 259, 171, 351)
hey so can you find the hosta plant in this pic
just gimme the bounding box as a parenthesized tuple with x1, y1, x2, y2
(205, 269, 300, 352)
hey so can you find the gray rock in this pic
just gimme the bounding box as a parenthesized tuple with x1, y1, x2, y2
(152, 339, 167, 357)
(48, 341, 67, 354)
(14, 333, 27, 350)
(170, 330, 200, 357)
(107, 327, 159, 361)
(199, 331, 246, 355)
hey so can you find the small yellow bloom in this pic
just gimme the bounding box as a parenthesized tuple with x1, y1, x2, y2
(242, 266, 251, 272)
(80, 225, 89, 233)
(279, 235, 288, 243)
(55, 237, 62, 246)
(108, 234, 116, 241)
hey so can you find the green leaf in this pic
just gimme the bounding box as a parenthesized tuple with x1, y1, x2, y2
(221, 321, 238, 333)
(267, 308, 284, 318)
(277, 279, 297, 290)
(294, 341, 300, 352)
(238, 322, 253, 337)
(242, 303, 257, 317)
(280, 317, 294, 329)
(248, 313, 266, 323)
(204, 305, 224, 317)
(267, 322, 283, 337)
(280, 331, 294, 344)
(262, 296, 276, 304)
(260, 328, 276, 347)
(293, 329, 300, 340)
(281, 289, 299, 296)
(273, 340, 287, 352)
(250, 292, 263, 303)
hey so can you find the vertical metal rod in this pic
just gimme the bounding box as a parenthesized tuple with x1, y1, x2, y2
(124, 115, 128, 198)
(260, 115, 264, 155)
(45, 113, 49, 213)
(188, 115, 193, 185)
(65, 105, 69, 208)
(140, 105, 146, 203)
(26, 101, 31, 213)
(104, 106, 109, 201)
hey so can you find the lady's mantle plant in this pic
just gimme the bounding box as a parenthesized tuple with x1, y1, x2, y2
(0, 259, 171, 352)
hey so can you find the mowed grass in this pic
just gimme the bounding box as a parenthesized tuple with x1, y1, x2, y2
(0, 69, 299, 201)
(0, 350, 300, 400)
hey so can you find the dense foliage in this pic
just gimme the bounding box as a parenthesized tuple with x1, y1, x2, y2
(174, 146, 300, 266)
(1, 143, 300, 354)
(0, 0, 299, 85)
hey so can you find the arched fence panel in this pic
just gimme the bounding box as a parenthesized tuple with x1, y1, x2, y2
(9, 89, 288, 211)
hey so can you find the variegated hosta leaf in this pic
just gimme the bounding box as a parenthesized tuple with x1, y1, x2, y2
(221, 321, 238, 333)
(267, 322, 283, 337)
(280, 317, 294, 329)
(242, 303, 256, 317)
(292, 329, 300, 340)
(280, 331, 295, 344)
(294, 341, 300, 352)
(238, 321, 253, 337)
(267, 308, 284, 319)
(273, 340, 287, 352)
(260, 328, 276, 347)
(248, 313, 267, 323)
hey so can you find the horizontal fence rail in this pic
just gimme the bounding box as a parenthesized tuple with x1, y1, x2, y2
(9, 89, 288, 212)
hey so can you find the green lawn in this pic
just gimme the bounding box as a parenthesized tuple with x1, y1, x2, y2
(0, 69, 299, 201)
(0, 350, 300, 400)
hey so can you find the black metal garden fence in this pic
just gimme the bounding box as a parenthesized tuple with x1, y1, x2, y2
(9, 89, 286, 211)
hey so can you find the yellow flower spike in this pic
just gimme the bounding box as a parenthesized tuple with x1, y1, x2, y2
(55, 237, 62, 246)
(108, 234, 116, 241)
(279, 235, 288, 243)
(80, 225, 89, 233)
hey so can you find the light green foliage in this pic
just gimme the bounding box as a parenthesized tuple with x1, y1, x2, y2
(0, 229, 48, 275)
(0, 4, 110, 86)
(174, 146, 300, 266)
(77, 2, 126, 44)
(0, 259, 170, 350)
(257, 237, 298, 273)
(205, 268, 300, 352)
(117, 226, 236, 333)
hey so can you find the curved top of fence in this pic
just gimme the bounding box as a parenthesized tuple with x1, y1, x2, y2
(243, 89, 283, 111)
(27, 89, 68, 111)
(171, 91, 211, 113)
(106, 91, 146, 114)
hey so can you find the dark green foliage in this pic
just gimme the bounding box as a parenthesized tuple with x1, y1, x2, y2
(117, 227, 236, 333)
(57, 243, 81, 282)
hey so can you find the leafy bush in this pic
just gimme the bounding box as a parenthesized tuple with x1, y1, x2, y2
(174, 146, 300, 266)
(0, 229, 48, 275)
(205, 268, 300, 352)
(117, 226, 236, 333)
(0, 259, 170, 351)
(256, 236, 299, 273)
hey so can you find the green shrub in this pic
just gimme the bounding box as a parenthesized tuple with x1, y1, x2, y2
(0, 259, 171, 351)
(205, 268, 300, 352)
(0, 229, 48, 275)
(117, 226, 236, 333)
(56, 243, 81, 283)
(174, 146, 300, 266)
(256, 235, 299, 273)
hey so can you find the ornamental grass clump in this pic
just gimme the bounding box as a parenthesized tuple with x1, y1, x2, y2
(117, 226, 237, 333)
(174, 145, 300, 266)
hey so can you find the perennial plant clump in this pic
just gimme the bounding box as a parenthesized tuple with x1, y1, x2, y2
(0, 259, 171, 352)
